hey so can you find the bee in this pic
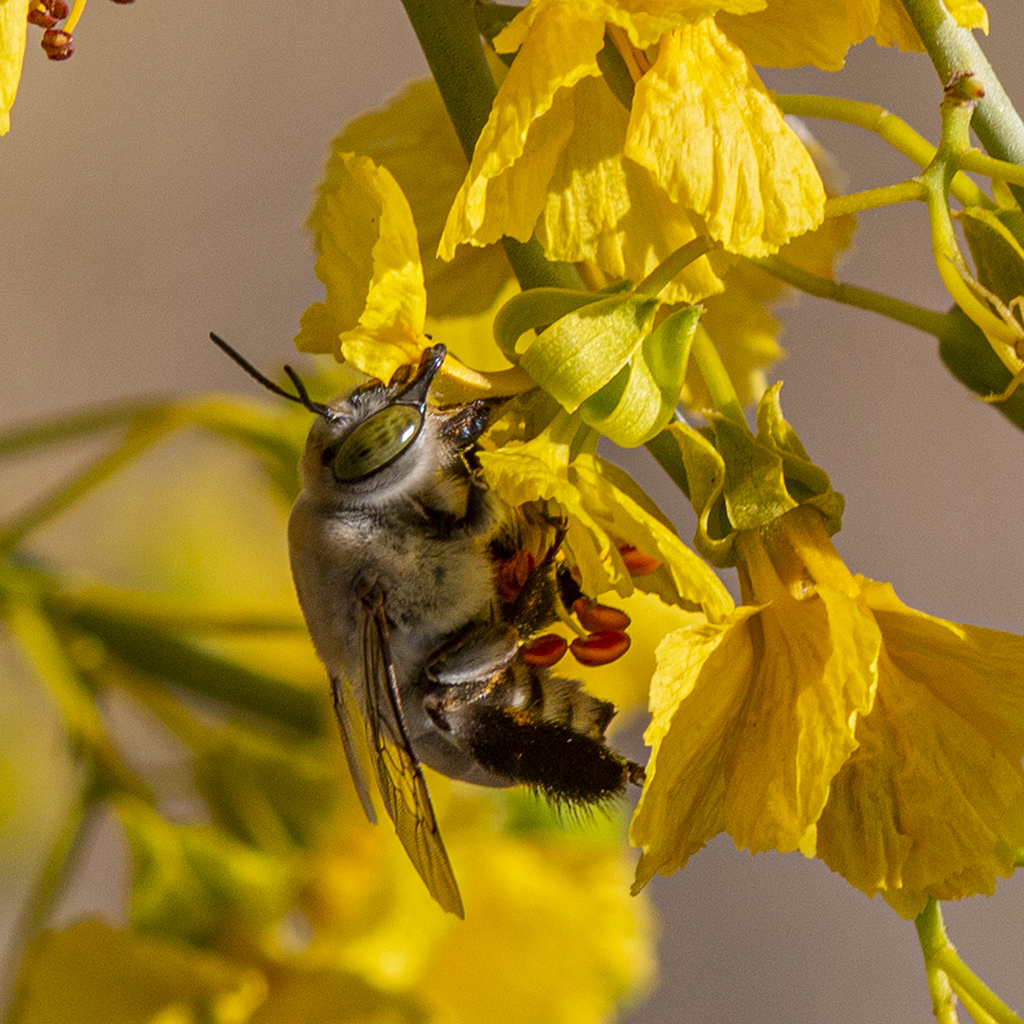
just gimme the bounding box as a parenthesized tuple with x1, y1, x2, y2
(211, 334, 644, 916)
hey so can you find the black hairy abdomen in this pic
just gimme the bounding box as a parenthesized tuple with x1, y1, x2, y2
(464, 706, 628, 804)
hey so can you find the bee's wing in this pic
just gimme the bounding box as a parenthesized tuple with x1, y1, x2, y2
(329, 674, 377, 825)
(357, 592, 465, 918)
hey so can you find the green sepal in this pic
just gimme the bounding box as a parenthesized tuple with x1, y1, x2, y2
(492, 282, 632, 362)
(579, 306, 699, 447)
(938, 305, 1024, 433)
(520, 292, 660, 414)
(672, 385, 844, 567)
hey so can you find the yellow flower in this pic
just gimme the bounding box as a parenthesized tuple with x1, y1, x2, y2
(440, 0, 840, 302)
(631, 504, 879, 876)
(299, 149, 527, 397)
(630, 392, 1024, 915)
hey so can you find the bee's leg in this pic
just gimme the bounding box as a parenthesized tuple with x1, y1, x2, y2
(438, 397, 505, 455)
(423, 620, 520, 687)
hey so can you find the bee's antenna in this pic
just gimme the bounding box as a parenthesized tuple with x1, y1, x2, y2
(210, 333, 332, 418)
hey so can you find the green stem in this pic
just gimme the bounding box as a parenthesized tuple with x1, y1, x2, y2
(775, 94, 990, 208)
(916, 900, 1023, 1024)
(825, 179, 926, 218)
(399, 0, 584, 293)
(750, 255, 954, 337)
(635, 237, 713, 298)
(399, 0, 496, 163)
(922, 94, 1023, 368)
(957, 149, 1024, 189)
(0, 417, 178, 552)
(915, 900, 961, 1024)
(899, 0, 1024, 206)
(691, 330, 746, 429)
(0, 398, 170, 461)
(934, 947, 1024, 1024)
(51, 601, 324, 737)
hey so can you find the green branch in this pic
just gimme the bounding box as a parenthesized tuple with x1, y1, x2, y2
(775, 93, 990, 208)
(749, 255, 953, 336)
(916, 900, 1023, 1024)
(825, 179, 926, 218)
(899, 0, 1024, 206)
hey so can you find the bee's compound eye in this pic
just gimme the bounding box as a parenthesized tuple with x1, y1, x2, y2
(332, 405, 423, 482)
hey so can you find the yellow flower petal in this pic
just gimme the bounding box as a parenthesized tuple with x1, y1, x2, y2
(718, 0, 866, 69)
(626, 20, 825, 257)
(299, 153, 427, 381)
(1, 0, 29, 136)
(942, 0, 988, 33)
(630, 605, 757, 889)
(325, 79, 513, 321)
(632, 507, 880, 888)
(440, 5, 605, 259)
(816, 579, 1024, 916)
(538, 74, 724, 303)
(494, 0, 765, 56)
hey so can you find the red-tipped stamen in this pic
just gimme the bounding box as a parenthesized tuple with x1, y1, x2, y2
(573, 597, 630, 633)
(619, 544, 662, 576)
(570, 631, 631, 666)
(522, 633, 568, 667)
(41, 27, 74, 58)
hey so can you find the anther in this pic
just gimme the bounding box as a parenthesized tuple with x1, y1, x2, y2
(27, 0, 69, 28)
(521, 634, 568, 667)
(41, 28, 74, 59)
(570, 631, 631, 666)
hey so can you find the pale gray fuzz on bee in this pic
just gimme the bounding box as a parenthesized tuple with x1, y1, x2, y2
(211, 334, 642, 917)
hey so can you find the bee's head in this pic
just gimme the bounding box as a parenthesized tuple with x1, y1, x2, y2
(210, 334, 486, 508)
(299, 345, 448, 506)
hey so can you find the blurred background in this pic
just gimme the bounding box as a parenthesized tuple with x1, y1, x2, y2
(2, 1, 1023, 1021)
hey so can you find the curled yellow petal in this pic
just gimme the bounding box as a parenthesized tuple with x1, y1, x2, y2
(298, 153, 427, 381)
